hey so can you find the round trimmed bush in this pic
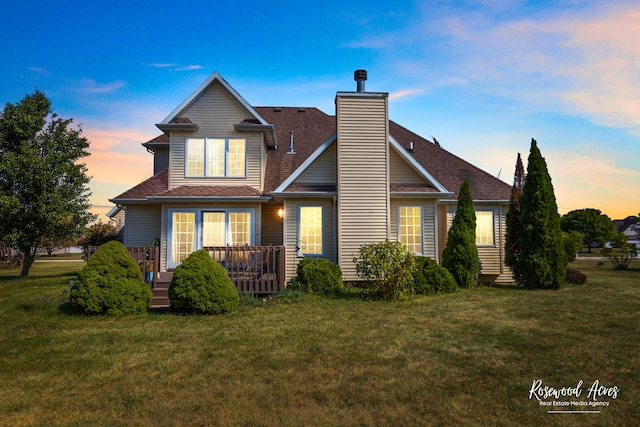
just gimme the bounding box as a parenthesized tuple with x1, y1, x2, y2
(68, 241, 152, 315)
(169, 249, 239, 314)
(295, 257, 343, 296)
(413, 256, 458, 295)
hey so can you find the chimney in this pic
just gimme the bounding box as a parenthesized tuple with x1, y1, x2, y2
(354, 69, 367, 93)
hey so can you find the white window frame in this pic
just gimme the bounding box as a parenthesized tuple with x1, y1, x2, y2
(398, 205, 424, 255)
(185, 137, 246, 178)
(475, 210, 495, 246)
(298, 205, 324, 256)
(167, 208, 255, 268)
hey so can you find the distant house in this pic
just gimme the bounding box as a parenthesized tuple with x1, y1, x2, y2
(109, 70, 512, 288)
(614, 216, 640, 248)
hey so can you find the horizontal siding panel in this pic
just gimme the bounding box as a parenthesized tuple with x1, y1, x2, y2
(283, 198, 335, 282)
(169, 81, 262, 190)
(295, 142, 337, 184)
(390, 148, 426, 185)
(125, 205, 161, 247)
(154, 148, 169, 175)
(337, 95, 389, 280)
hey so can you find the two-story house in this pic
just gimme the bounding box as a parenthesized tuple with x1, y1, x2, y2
(110, 70, 512, 297)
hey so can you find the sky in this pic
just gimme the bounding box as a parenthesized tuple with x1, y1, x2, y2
(1, 0, 639, 221)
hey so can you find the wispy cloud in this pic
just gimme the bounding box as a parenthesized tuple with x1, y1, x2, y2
(352, 2, 640, 135)
(174, 64, 204, 71)
(28, 66, 48, 75)
(141, 62, 204, 72)
(71, 78, 125, 94)
(142, 62, 178, 68)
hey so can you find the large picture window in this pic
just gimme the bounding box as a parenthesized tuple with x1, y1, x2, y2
(475, 211, 495, 246)
(299, 206, 323, 256)
(168, 209, 254, 267)
(186, 137, 245, 177)
(399, 206, 423, 254)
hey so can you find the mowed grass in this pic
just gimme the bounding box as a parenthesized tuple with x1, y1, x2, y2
(0, 259, 638, 426)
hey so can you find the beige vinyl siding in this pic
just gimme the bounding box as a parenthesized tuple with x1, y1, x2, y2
(168, 81, 262, 190)
(124, 205, 161, 247)
(295, 142, 337, 184)
(389, 147, 427, 185)
(154, 147, 169, 175)
(283, 198, 335, 282)
(390, 198, 437, 259)
(336, 94, 389, 280)
(261, 203, 283, 246)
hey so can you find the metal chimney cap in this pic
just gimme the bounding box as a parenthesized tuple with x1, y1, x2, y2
(354, 69, 368, 81)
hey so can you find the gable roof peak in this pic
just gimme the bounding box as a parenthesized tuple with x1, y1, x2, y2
(157, 71, 268, 128)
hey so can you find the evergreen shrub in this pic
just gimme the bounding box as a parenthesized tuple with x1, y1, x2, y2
(413, 256, 458, 295)
(442, 179, 479, 288)
(68, 241, 152, 315)
(514, 139, 566, 288)
(295, 257, 343, 296)
(169, 249, 239, 314)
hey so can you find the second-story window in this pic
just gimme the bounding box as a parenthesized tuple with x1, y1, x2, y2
(186, 137, 246, 177)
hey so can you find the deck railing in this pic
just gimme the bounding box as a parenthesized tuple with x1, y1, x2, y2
(87, 246, 159, 288)
(88, 245, 286, 294)
(203, 245, 286, 294)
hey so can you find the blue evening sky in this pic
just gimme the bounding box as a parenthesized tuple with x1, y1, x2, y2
(2, 0, 638, 219)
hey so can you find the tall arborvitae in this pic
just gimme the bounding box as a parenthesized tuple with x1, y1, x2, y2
(504, 153, 525, 276)
(514, 139, 566, 289)
(442, 179, 479, 288)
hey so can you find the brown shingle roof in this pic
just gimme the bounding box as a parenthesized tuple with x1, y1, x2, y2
(112, 169, 168, 201)
(388, 121, 512, 200)
(158, 185, 263, 198)
(146, 134, 169, 144)
(256, 107, 336, 194)
(116, 105, 511, 203)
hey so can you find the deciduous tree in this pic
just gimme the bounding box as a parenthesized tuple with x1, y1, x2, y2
(0, 90, 94, 277)
(560, 208, 614, 252)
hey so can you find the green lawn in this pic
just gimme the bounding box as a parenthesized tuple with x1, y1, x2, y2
(0, 259, 638, 426)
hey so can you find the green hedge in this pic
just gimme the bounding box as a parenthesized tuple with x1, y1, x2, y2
(68, 241, 152, 315)
(294, 257, 343, 296)
(169, 249, 239, 314)
(413, 256, 458, 295)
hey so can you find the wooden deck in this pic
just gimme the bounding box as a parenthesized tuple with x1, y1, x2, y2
(88, 245, 286, 307)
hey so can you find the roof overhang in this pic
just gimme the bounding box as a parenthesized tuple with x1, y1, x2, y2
(108, 198, 152, 204)
(156, 122, 199, 133)
(234, 123, 277, 149)
(146, 195, 272, 203)
(439, 199, 510, 204)
(106, 205, 123, 218)
(391, 192, 453, 198)
(270, 192, 337, 198)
